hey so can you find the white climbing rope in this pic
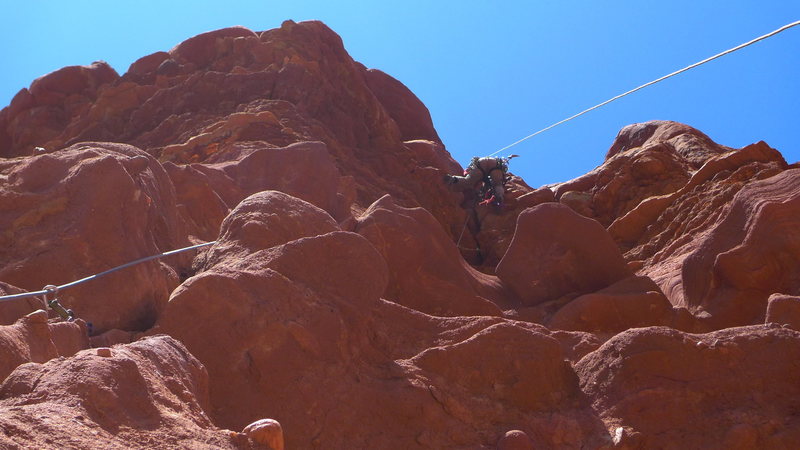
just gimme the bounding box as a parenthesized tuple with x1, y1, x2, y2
(0, 241, 216, 303)
(487, 19, 800, 157)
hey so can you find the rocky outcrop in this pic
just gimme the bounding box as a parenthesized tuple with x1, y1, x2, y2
(496, 203, 631, 306)
(355, 194, 505, 316)
(0, 21, 473, 247)
(553, 121, 729, 227)
(0, 311, 89, 382)
(0, 282, 38, 326)
(1, 20, 799, 450)
(363, 68, 441, 143)
(0, 335, 242, 449)
(577, 326, 800, 448)
(550, 120, 796, 330)
(766, 294, 800, 330)
(547, 275, 673, 333)
(152, 192, 608, 448)
(611, 140, 792, 328)
(678, 168, 800, 327)
(0, 142, 188, 333)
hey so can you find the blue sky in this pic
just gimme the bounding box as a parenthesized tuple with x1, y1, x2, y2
(2, 1, 798, 187)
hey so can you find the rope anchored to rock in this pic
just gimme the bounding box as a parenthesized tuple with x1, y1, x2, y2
(0, 241, 217, 322)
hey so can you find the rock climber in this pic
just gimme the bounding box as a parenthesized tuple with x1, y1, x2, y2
(443, 155, 517, 208)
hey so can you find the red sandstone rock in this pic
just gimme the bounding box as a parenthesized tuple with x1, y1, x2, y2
(89, 328, 137, 348)
(577, 325, 800, 448)
(364, 68, 441, 143)
(497, 430, 535, 450)
(409, 322, 577, 411)
(154, 193, 390, 435)
(766, 294, 800, 330)
(553, 121, 728, 227)
(679, 168, 800, 327)
(568, 127, 793, 329)
(355, 194, 505, 316)
(214, 141, 343, 219)
(162, 161, 234, 242)
(0, 282, 40, 325)
(0, 313, 89, 382)
(403, 139, 462, 175)
(605, 120, 728, 164)
(547, 275, 672, 333)
(29, 61, 119, 100)
(125, 51, 170, 82)
(2, 18, 800, 450)
(243, 418, 284, 449)
(153, 192, 607, 448)
(609, 140, 786, 248)
(0, 142, 188, 333)
(0, 21, 474, 253)
(169, 26, 258, 68)
(1, 62, 120, 157)
(165, 140, 350, 240)
(496, 203, 631, 306)
(199, 190, 340, 270)
(609, 147, 790, 328)
(0, 335, 239, 448)
(550, 330, 605, 363)
(472, 182, 553, 269)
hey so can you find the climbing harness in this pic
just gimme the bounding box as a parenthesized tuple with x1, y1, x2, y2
(486, 19, 800, 157)
(0, 241, 216, 322)
(467, 155, 519, 206)
(453, 154, 521, 250)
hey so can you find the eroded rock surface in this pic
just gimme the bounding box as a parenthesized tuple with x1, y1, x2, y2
(0, 311, 89, 382)
(1, 20, 799, 450)
(0, 142, 188, 333)
(577, 326, 800, 448)
(355, 194, 505, 316)
(0, 335, 240, 449)
(152, 192, 608, 448)
(496, 203, 631, 306)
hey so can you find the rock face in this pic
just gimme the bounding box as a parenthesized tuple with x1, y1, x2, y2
(1, 21, 800, 450)
(0, 282, 39, 325)
(153, 192, 607, 448)
(0, 21, 473, 245)
(577, 326, 800, 449)
(679, 168, 800, 327)
(547, 275, 673, 333)
(606, 133, 792, 329)
(766, 294, 800, 330)
(0, 142, 188, 333)
(354, 194, 505, 316)
(0, 311, 89, 382)
(0, 335, 241, 449)
(554, 121, 729, 227)
(496, 203, 632, 306)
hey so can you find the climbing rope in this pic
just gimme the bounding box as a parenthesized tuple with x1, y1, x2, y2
(487, 19, 800, 157)
(456, 214, 470, 248)
(0, 241, 216, 304)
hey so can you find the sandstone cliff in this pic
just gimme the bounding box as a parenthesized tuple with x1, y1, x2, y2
(1, 20, 799, 449)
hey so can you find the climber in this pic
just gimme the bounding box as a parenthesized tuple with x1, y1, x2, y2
(443, 155, 517, 208)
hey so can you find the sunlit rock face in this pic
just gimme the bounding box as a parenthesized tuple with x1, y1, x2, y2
(2, 20, 799, 449)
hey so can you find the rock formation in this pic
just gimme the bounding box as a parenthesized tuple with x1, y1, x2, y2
(1, 20, 798, 449)
(0, 335, 244, 449)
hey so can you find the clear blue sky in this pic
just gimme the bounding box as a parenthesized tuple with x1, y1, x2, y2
(2, 1, 798, 187)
